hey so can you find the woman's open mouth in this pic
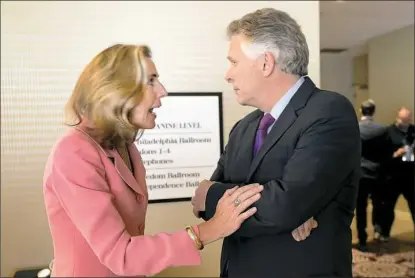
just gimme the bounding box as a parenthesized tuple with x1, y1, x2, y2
(149, 108, 156, 116)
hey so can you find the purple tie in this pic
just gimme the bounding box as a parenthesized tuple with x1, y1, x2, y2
(253, 113, 275, 156)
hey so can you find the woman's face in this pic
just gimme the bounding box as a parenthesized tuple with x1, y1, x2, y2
(130, 57, 167, 129)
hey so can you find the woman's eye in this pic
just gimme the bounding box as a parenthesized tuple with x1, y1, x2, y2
(148, 78, 155, 86)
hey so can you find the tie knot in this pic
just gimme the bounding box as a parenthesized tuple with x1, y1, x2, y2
(259, 113, 275, 130)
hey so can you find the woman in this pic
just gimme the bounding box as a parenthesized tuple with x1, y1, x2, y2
(43, 44, 264, 277)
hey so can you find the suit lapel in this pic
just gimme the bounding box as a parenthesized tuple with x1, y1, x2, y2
(110, 148, 145, 196)
(246, 77, 316, 181)
(236, 115, 262, 175)
(128, 143, 148, 196)
(73, 122, 145, 195)
(247, 106, 297, 180)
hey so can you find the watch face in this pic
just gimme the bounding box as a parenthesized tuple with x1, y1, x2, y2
(37, 268, 51, 277)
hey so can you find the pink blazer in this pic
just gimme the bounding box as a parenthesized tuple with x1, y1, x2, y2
(43, 126, 201, 277)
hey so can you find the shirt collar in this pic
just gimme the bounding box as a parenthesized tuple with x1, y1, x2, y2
(268, 76, 305, 119)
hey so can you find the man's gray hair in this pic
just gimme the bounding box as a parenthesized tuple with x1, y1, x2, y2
(227, 8, 309, 76)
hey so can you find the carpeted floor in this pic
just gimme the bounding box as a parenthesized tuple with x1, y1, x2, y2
(352, 233, 414, 277)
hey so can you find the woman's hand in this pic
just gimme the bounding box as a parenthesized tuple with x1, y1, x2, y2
(197, 184, 263, 245)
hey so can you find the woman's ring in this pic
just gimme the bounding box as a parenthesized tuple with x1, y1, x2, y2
(234, 199, 241, 207)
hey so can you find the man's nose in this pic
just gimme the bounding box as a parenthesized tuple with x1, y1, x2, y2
(224, 70, 232, 83)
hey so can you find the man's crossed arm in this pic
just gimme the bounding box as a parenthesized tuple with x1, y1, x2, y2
(193, 99, 360, 239)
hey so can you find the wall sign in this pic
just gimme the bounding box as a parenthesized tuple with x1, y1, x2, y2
(135, 92, 224, 203)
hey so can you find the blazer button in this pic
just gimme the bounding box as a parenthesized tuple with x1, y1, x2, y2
(136, 194, 143, 203)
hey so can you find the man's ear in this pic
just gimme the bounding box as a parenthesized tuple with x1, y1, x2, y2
(262, 51, 276, 77)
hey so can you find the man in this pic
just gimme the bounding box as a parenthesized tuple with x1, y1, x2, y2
(356, 99, 391, 251)
(192, 8, 361, 278)
(379, 107, 415, 240)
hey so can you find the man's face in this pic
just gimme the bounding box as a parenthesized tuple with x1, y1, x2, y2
(224, 34, 265, 107)
(397, 108, 413, 128)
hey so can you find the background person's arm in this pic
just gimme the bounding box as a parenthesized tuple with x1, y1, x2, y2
(205, 96, 360, 237)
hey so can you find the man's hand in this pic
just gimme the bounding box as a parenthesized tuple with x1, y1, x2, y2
(192, 206, 201, 218)
(291, 217, 318, 241)
(191, 179, 214, 217)
(393, 147, 406, 158)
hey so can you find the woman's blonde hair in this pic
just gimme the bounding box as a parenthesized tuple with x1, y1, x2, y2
(64, 44, 152, 149)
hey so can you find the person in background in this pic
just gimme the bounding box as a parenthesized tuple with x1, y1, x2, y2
(43, 44, 266, 277)
(356, 99, 392, 251)
(191, 8, 361, 278)
(378, 107, 415, 241)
